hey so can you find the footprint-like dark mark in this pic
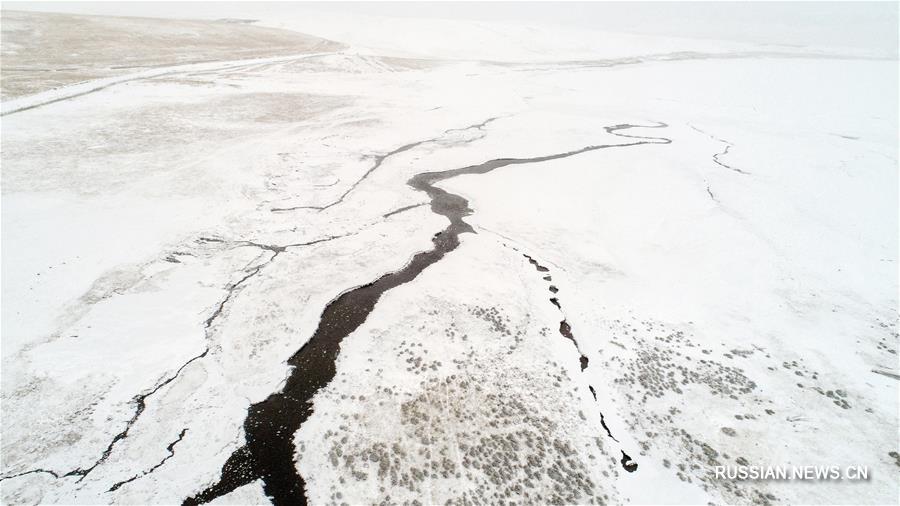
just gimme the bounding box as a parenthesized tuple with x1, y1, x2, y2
(588, 386, 620, 443)
(523, 253, 589, 370)
(621, 451, 638, 472)
(186, 122, 668, 505)
(557, 320, 588, 370)
(523, 250, 637, 471)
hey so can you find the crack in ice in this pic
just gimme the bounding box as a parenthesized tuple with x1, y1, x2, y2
(107, 428, 189, 492)
(7, 232, 355, 485)
(270, 117, 499, 213)
(690, 124, 750, 175)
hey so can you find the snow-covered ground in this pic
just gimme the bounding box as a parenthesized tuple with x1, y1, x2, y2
(1, 4, 897, 506)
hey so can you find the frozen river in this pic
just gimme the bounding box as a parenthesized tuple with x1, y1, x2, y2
(1, 4, 897, 505)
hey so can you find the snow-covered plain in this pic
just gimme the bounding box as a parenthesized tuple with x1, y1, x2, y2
(1, 4, 897, 506)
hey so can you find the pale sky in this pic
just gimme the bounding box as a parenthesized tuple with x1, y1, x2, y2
(6, 1, 899, 55)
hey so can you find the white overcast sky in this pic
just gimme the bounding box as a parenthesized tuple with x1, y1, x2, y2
(5, 1, 899, 55)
